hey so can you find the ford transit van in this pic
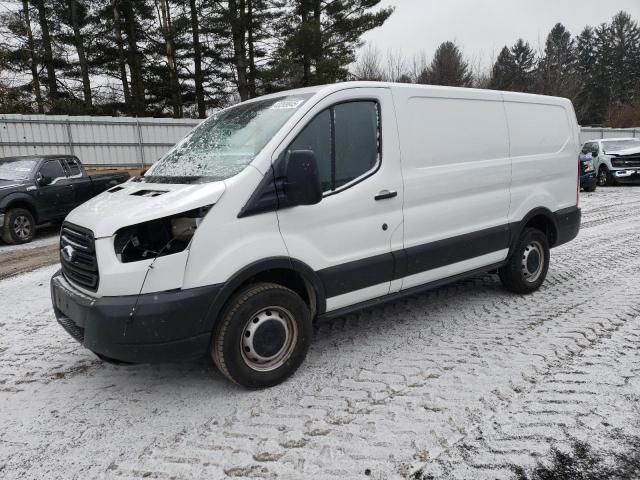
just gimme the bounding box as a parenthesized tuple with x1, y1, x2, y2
(51, 82, 581, 388)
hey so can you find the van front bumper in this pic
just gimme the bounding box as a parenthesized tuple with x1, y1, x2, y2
(51, 270, 220, 363)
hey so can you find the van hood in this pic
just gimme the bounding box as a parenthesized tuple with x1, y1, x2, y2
(65, 181, 226, 238)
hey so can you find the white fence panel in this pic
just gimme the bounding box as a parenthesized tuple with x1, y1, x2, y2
(0, 114, 199, 167)
(1, 113, 638, 167)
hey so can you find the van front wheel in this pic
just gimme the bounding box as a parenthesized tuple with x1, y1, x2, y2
(211, 282, 312, 388)
(499, 228, 550, 294)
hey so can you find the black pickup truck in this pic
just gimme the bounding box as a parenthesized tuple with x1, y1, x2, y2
(0, 155, 129, 244)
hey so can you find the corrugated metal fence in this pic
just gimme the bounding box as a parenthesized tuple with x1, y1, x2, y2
(1, 113, 638, 168)
(580, 127, 639, 144)
(0, 114, 199, 167)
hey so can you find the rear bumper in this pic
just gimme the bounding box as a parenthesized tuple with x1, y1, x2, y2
(51, 270, 220, 363)
(554, 206, 581, 247)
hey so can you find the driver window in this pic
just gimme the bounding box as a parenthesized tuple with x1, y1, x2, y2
(40, 160, 66, 183)
(287, 100, 381, 193)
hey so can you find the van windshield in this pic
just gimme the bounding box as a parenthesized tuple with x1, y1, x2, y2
(146, 94, 312, 183)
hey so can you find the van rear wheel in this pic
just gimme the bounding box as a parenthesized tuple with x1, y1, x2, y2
(211, 282, 312, 388)
(499, 228, 550, 294)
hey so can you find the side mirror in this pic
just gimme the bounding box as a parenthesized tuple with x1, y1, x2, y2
(284, 150, 322, 206)
(36, 172, 51, 186)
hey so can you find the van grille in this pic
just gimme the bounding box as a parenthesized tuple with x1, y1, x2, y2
(60, 223, 99, 291)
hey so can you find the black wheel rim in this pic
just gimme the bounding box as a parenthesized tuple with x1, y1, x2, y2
(598, 169, 607, 186)
(13, 215, 32, 240)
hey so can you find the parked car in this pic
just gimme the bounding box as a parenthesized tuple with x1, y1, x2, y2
(0, 155, 129, 244)
(578, 149, 597, 192)
(581, 138, 640, 186)
(51, 82, 581, 388)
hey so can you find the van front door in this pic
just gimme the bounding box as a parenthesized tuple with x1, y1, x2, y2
(274, 88, 404, 312)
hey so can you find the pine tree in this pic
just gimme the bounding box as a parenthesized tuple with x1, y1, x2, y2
(490, 46, 516, 90)
(607, 11, 640, 105)
(419, 41, 471, 87)
(271, 0, 393, 89)
(574, 26, 607, 124)
(537, 23, 576, 96)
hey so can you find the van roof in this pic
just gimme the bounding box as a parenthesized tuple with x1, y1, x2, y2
(253, 81, 572, 106)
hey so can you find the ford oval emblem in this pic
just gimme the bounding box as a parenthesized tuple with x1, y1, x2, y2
(61, 245, 75, 262)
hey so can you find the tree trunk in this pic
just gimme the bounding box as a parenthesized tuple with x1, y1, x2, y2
(22, 0, 44, 113)
(189, 0, 206, 118)
(112, 0, 131, 105)
(312, 0, 322, 83)
(247, 0, 256, 97)
(299, 1, 311, 85)
(34, 0, 58, 101)
(121, 0, 145, 116)
(69, 0, 92, 109)
(157, 0, 182, 117)
(229, 0, 249, 101)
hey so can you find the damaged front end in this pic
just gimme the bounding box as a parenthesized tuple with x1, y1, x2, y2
(51, 205, 220, 364)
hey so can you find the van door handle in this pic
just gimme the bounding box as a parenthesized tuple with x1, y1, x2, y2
(375, 190, 397, 201)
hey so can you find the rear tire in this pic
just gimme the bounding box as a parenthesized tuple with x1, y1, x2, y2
(583, 183, 596, 193)
(499, 228, 550, 294)
(1, 208, 35, 244)
(211, 282, 312, 388)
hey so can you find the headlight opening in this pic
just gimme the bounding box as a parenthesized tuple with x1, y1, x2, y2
(114, 206, 212, 263)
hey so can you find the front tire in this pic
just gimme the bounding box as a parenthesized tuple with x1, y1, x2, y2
(583, 183, 596, 193)
(1, 208, 35, 244)
(597, 166, 613, 186)
(499, 228, 550, 294)
(211, 282, 312, 388)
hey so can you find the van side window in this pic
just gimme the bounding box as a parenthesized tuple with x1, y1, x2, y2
(334, 102, 380, 189)
(288, 100, 380, 193)
(288, 109, 332, 191)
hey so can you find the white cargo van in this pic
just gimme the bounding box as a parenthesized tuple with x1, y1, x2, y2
(51, 82, 581, 387)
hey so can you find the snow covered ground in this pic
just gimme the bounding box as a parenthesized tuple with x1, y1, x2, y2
(0, 225, 59, 253)
(1, 187, 639, 480)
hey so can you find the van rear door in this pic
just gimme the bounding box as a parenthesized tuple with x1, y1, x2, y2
(274, 88, 404, 312)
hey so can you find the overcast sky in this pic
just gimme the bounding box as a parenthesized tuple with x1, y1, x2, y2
(361, 0, 640, 72)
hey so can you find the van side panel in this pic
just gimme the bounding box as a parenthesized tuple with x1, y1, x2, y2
(504, 95, 578, 224)
(182, 165, 289, 289)
(393, 86, 511, 290)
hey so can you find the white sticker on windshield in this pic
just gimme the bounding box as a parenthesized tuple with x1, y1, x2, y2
(15, 168, 31, 172)
(270, 99, 304, 110)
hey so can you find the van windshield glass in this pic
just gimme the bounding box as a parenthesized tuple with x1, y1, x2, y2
(147, 94, 312, 183)
(602, 139, 640, 152)
(0, 158, 37, 181)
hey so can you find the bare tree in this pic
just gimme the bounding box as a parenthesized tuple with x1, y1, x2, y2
(384, 49, 408, 82)
(353, 43, 384, 80)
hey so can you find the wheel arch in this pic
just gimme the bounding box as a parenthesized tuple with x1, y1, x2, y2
(202, 257, 326, 335)
(1, 194, 39, 224)
(510, 207, 558, 253)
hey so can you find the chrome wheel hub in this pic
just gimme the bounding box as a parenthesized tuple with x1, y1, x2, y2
(241, 307, 297, 372)
(13, 215, 32, 240)
(521, 240, 544, 283)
